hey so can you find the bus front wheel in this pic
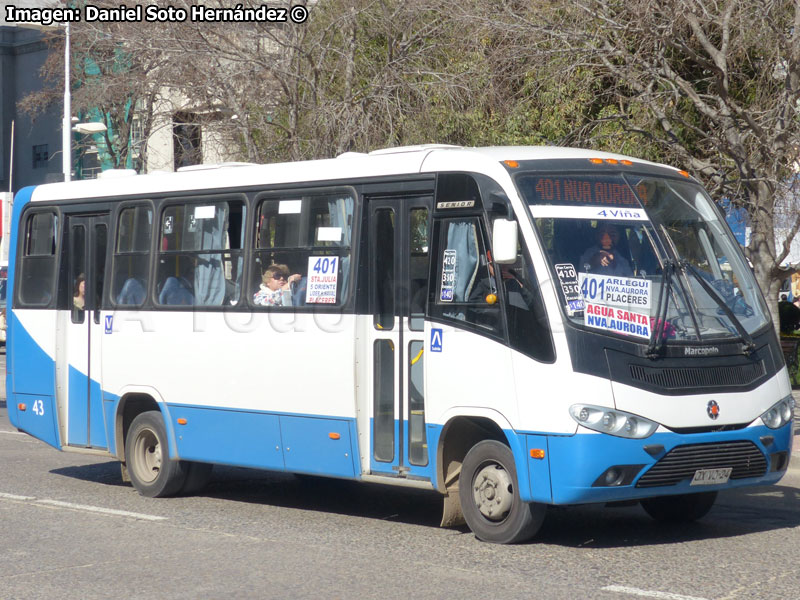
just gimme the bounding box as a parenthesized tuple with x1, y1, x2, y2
(459, 440, 545, 544)
(640, 491, 717, 522)
(125, 411, 187, 497)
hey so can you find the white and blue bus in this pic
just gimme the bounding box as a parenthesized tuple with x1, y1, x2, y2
(6, 145, 794, 543)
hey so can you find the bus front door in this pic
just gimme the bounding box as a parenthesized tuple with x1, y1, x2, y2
(368, 197, 432, 479)
(62, 213, 109, 449)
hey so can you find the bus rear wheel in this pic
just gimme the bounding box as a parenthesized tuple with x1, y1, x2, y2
(125, 410, 187, 498)
(459, 440, 545, 544)
(640, 491, 717, 522)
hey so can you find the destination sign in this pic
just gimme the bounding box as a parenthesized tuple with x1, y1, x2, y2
(520, 175, 647, 207)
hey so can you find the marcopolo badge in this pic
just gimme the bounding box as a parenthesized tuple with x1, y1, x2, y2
(707, 400, 720, 420)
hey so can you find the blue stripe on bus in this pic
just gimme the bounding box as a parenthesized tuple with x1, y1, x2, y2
(546, 423, 792, 505)
(167, 404, 359, 478)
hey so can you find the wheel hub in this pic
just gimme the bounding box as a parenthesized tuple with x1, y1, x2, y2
(133, 429, 162, 484)
(473, 463, 513, 521)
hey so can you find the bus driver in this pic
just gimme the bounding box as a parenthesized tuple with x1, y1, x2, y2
(579, 223, 633, 276)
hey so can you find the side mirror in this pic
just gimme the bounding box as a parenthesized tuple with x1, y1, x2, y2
(492, 219, 518, 264)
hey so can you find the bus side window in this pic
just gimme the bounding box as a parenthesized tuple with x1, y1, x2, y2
(252, 192, 354, 308)
(501, 242, 555, 362)
(112, 205, 152, 307)
(433, 217, 501, 333)
(18, 211, 59, 308)
(156, 199, 245, 307)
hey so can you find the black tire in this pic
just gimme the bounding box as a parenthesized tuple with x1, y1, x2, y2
(125, 411, 187, 498)
(180, 462, 213, 495)
(459, 440, 546, 544)
(640, 491, 717, 522)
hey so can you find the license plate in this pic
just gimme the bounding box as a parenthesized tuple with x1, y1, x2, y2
(690, 467, 732, 486)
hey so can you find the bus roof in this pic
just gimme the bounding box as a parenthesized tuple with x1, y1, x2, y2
(27, 145, 673, 203)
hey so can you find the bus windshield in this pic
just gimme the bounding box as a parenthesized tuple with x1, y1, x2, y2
(517, 171, 770, 343)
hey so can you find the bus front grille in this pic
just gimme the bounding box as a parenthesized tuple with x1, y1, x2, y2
(629, 362, 764, 391)
(635, 441, 767, 488)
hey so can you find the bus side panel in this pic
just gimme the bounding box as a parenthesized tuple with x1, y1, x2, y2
(13, 393, 59, 449)
(280, 415, 357, 478)
(525, 434, 553, 503)
(102, 392, 120, 455)
(103, 312, 359, 473)
(7, 311, 60, 448)
(167, 405, 284, 470)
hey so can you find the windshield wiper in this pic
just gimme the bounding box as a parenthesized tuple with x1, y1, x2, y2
(646, 259, 676, 359)
(680, 261, 756, 355)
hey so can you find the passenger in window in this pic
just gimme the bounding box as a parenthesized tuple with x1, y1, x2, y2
(253, 263, 302, 307)
(579, 223, 633, 276)
(73, 274, 86, 310)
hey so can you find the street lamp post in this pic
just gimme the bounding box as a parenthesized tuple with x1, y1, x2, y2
(62, 21, 71, 182)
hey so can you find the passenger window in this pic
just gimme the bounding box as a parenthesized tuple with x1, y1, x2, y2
(373, 208, 395, 329)
(408, 207, 429, 331)
(156, 199, 245, 307)
(252, 191, 354, 308)
(18, 211, 58, 307)
(433, 217, 500, 332)
(112, 205, 152, 307)
(70, 224, 86, 323)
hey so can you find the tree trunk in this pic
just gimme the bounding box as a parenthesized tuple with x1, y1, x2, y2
(760, 274, 783, 339)
(747, 184, 782, 338)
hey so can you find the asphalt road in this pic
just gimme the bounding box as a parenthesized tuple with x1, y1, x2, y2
(1, 350, 800, 599)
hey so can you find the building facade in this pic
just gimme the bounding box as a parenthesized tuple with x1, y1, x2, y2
(0, 21, 64, 194)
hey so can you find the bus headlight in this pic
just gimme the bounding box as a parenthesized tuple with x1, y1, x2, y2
(760, 395, 795, 429)
(569, 404, 659, 439)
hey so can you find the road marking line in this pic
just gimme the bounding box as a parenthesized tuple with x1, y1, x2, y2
(602, 586, 710, 600)
(0, 492, 36, 501)
(0, 429, 25, 435)
(36, 499, 167, 521)
(0, 493, 166, 521)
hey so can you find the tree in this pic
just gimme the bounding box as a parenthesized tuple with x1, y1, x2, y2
(159, 0, 470, 161)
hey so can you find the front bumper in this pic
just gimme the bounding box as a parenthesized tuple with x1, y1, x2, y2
(542, 421, 792, 505)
